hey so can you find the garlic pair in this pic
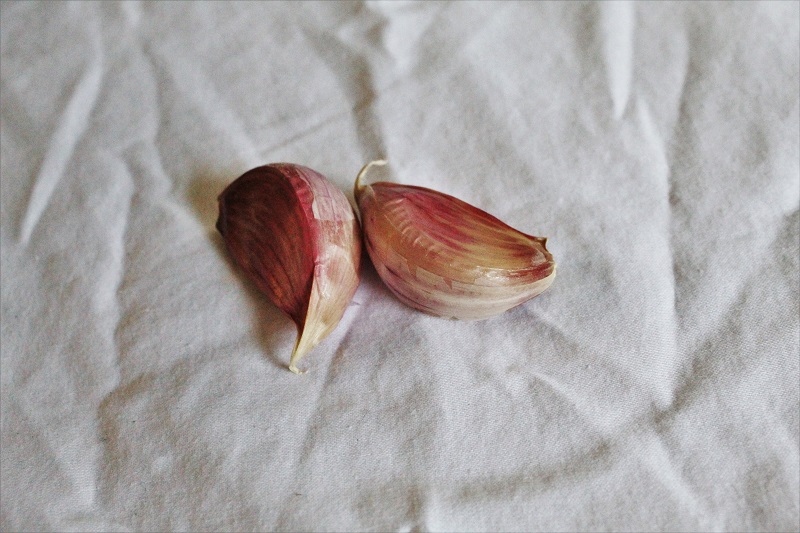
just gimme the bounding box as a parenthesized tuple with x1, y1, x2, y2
(217, 161, 555, 373)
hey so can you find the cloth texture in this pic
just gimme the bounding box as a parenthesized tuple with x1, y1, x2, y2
(1, 1, 799, 531)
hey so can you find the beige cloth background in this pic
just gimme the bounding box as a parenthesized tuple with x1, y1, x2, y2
(1, 1, 798, 531)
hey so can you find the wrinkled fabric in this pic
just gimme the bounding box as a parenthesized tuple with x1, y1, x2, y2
(1, 2, 798, 531)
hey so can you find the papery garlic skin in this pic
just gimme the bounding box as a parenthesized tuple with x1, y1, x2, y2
(217, 164, 361, 373)
(355, 161, 555, 320)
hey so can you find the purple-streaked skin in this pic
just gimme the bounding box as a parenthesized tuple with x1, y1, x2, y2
(354, 161, 555, 320)
(217, 164, 361, 373)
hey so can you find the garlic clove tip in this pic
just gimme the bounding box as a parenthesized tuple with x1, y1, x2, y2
(288, 364, 307, 375)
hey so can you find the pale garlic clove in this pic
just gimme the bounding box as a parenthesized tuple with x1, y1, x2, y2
(217, 163, 361, 374)
(354, 160, 555, 320)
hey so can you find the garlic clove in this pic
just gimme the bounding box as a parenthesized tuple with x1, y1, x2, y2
(217, 163, 361, 373)
(354, 160, 555, 320)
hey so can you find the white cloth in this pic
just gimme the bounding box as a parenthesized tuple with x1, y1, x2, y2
(1, 2, 798, 531)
